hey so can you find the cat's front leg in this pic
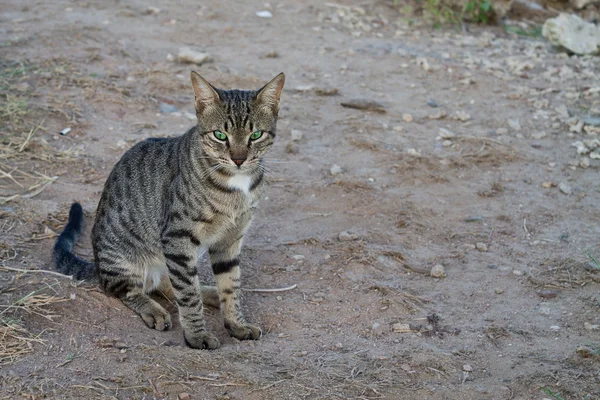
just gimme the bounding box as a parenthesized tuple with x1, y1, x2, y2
(209, 235, 261, 341)
(162, 229, 220, 349)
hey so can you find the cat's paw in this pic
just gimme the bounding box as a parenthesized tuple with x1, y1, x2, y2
(225, 321, 262, 340)
(139, 307, 172, 331)
(183, 331, 220, 350)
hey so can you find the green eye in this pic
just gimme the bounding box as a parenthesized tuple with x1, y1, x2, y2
(213, 130, 227, 141)
(250, 130, 263, 140)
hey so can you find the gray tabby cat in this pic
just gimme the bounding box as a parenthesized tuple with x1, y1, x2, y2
(52, 71, 285, 349)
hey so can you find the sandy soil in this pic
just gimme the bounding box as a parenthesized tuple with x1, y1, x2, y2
(1, 0, 599, 399)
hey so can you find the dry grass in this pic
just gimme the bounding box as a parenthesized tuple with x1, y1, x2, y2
(450, 136, 519, 167)
(528, 255, 600, 289)
(0, 280, 69, 366)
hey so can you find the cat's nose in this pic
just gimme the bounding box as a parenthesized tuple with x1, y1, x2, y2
(232, 157, 246, 166)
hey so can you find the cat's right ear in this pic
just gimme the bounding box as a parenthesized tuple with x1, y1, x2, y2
(190, 71, 220, 114)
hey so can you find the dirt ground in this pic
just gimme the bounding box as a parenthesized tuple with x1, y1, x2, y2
(1, 0, 600, 399)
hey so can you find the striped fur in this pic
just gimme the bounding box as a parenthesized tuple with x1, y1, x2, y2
(53, 72, 285, 349)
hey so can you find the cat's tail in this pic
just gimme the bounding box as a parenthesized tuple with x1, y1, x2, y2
(52, 203, 97, 281)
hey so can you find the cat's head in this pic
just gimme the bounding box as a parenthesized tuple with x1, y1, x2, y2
(190, 71, 285, 172)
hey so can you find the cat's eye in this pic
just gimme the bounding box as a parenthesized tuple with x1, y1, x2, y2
(213, 130, 227, 141)
(250, 130, 263, 141)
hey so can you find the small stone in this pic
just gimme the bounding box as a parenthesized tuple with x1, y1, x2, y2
(430, 264, 446, 278)
(580, 158, 590, 168)
(537, 290, 559, 299)
(276, 295, 282, 301)
(577, 346, 596, 358)
(558, 182, 572, 195)
(427, 99, 438, 108)
(438, 128, 456, 139)
(292, 255, 305, 260)
(340, 99, 385, 113)
(550, 325, 561, 332)
(338, 231, 358, 242)
(371, 322, 383, 336)
(494, 288, 504, 294)
(455, 111, 471, 122)
(507, 119, 521, 131)
(255, 10, 273, 18)
(285, 142, 299, 154)
(513, 270, 524, 276)
(570, 120, 584, 134)
(400, 363, 412, 372)
(335, 342, 343, 349)
(315, 87, 339, 96)
(531, 132, 546, 139)
(290, 129, 303, 141)
(496, 128, 508, 135)
(406, 148, 421, 157)
(177, 47, 211, 65)
(416, 57, 431, 71)
(159, 103, 178, 113)
(462, 364, 473, 372)
(330, 164, 343, 176)
(428, 110, 447, 120)
(475, 242, 488, 252)
(584, 322, 600, 331)
(178, 393, 191, 400)
(402, 113, 413, 123)
(542, 181, 554, 189)
(539, 306, 551, 315)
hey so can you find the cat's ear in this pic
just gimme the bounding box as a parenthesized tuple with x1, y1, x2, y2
(190, 71, 220, 113)
(256, 73, 285, 114)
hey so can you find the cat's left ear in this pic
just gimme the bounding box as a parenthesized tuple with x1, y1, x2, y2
(256, 73, 285, 114)
(190, 71, 220, 114)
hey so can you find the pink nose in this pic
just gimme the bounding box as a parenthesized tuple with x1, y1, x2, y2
(232, 158, 246, 166)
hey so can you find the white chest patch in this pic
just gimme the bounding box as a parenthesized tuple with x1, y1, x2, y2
(228, 174, 252, 195)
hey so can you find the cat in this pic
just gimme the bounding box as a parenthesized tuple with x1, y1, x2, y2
(52, 71, 285, 349)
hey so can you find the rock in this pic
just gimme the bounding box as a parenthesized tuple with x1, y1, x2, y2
(330, 164, 343, 176)
(177, 47, 211, 65)
(315, 87, 339, 96)
(402, 113, 414, 123)
(570, 0, 596, 10)
(577, 345, 596, 358)
(416, 57, 432, 71)
(428, 110, 447, 120)
(291, 129, 303, 141)
(462, 364, 473, 372)
(338, 230, 358, 241)
(550, 325, 561, 332)
(580, 157, 590, 168)
(286, 142, 299, 154)
(584, 322, 600, 331)
(427, 99, 438, 108)
(430, 264, 446, 278)
(591, 150, 600, 159)
(570, 120, 584, 134)
(455, 111, 471, 122)
(335, 342, 344, 349)
(371, 322, 383, 336)
(406, 148, 421, 157)
(393, 323, 413, 333)
(292, 255, 305, 260)
(340, 99, 385, 113)
(558, 182, 572, 195)
(507, 119, 521, 131)
(159, 103, 177, 113)
(495, 288, 504, 294)
(542, 14, 600, 55)
(475, 242, 488, 252)
(438, 128, 456, 139)
(178, 393, 191, 400)
(583, 117, 600, 126)
(256, 10, 273, 18)
(537, 290, 559, 299)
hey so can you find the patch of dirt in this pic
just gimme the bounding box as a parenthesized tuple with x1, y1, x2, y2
(1, 0, 600, 399)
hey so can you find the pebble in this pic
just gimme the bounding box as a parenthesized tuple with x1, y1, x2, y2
(438, 128, 456, 139)
(507, 119, 521, 131)
(475, 242, 488, 252)
(335, 342, 344, 349)
(330, 164, 343, 175)
(406, 148, 421, 157)
(338, 230, 359, 241)
(256, 10, 273, 18)
(286, 142, 299, 154)
(513, 270, 524, 276)
(462, 364, 473, 372)
(292, 255, 305, 260)
(550, 325, 561, 332)
(464, 215, 483, 223)
(177, 47, 211, 65)
(430, 264, 446, 278)
(428, 110, 447, 119)
(537, 290, 559, 299)
(178, 393, 191, 400)
(402, 113, 413, 123)
(315, 87, 339, 96)
(427, 99, 438, 108)
(340, 99, 385, 113)
(291, 129, 303, 141)
(494, 288, 504, 294)
(584, 322, 600, 331)
(159, 103, 178, 113)
(393, 323, 412, 333)
(558, 182, 572, 195)
(542, 181, 554, 188)
(371, 322, 383, 336)
(455, 111, 471, 122)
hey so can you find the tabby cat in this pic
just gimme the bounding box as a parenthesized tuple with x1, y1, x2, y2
(53, 71, 285, 349)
